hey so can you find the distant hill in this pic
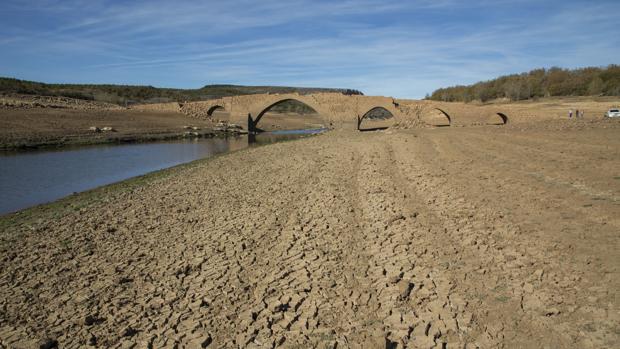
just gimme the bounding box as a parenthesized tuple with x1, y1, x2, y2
(427, 65, 620, 103)
(0, 77, 363, 106)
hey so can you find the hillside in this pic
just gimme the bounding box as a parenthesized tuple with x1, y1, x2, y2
(428, 65, 620, 102)
(0, 77, 363, 106)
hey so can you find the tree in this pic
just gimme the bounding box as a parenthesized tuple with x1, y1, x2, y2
(427, 65, 620, 102)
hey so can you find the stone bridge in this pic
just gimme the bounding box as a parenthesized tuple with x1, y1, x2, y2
(143, 93, 512, 131)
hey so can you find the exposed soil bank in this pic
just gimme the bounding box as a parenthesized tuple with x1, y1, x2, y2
(0, 106, 226, 150)
(0, 129, 236, 150)
(0, 102, 313, 150)
(1, 120, 618, 348)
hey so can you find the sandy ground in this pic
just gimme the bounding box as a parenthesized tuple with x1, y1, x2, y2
(1, 120, 619, 348)
(483, 96, 620, 120)
(0, 108, 219, 150)
(257, 112, 325, 131)
(0, 107, 322, 149)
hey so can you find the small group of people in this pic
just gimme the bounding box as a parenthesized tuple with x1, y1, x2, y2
(568, 109, 585, 118)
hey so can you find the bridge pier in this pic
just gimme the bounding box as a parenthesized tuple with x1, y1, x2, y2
(248, 113, 257, 134)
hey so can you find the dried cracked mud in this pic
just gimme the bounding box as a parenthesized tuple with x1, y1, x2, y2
(1, 124, 619, 348)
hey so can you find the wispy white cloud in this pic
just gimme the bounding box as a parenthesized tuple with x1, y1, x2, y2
(1, 0, 619, 98)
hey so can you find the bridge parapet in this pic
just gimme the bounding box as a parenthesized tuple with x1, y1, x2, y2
(180, 99, 230, 120)
(397, 100, 511, 126)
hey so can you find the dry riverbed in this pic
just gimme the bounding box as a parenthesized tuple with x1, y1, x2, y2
(0, 107, 222, 150)
(0, 94, 321, 150)
(1, 122, 619, 348)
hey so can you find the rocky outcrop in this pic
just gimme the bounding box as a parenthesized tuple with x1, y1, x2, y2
(129, 102, 181, 113)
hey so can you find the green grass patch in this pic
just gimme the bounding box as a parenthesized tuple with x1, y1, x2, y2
(59, 238, 72, 250)
(495, 295, 510, 303)
(493, 284, 508, 292)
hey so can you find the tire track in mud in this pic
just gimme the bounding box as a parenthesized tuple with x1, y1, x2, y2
(388, 130, 618, 348)
(137, 145, 328, 348)
(496, 128, 619, 152)
(116, 144, 325, 348)
(385, 133, 526, 348)
(434, 131, 620, 233)
(344, 135, 476, 348)
(222, 140, 364, 348)
(456, 131, 619, 204)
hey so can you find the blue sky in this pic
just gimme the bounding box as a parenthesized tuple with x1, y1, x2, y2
(1, 0, 619, 98)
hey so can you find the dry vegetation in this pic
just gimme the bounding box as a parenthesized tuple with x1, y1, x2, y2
(0, 77, 362, 105)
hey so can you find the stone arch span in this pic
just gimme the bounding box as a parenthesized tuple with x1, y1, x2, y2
(418, 107, 452, 127)
(207, 105, 226, 116)
(485, 112, 509, 125)
(249, 95, 330, 132)
(361, 106, 394, 120)
(497, 112, 508, 124)
(357, 106, 394, 131)
(434, 108, 452, 125)
(253, 98, 321, 125)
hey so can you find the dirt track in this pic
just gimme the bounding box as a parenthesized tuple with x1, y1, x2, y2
(1, 122, 619, 348)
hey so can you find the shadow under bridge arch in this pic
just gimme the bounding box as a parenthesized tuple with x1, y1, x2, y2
(207, 105, 226, 116)
(430, 108, 452, 126)
(485, 112, 509, 125)
(357, 106, 395, 131)
(497, 112, 509, 124)
(249, 98, 325, 133)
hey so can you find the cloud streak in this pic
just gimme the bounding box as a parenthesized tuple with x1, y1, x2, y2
(1, 0, 619, 98)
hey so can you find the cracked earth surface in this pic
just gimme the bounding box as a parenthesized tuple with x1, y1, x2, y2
(1, 124, 619, 348)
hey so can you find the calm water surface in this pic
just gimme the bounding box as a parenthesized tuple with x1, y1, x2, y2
(0, 129, 325, 215)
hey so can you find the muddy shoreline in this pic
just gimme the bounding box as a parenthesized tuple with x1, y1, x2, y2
(0, 129, 245, 151)
(0, 141, 238, 223)
(0, 95, 227, 151)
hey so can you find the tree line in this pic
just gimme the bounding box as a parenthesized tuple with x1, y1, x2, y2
(0, 77, 363, 105)
(427, 65, 620, 102)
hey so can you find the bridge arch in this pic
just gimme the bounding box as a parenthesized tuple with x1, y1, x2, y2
(250, 96, 328, 132)
(360, 106, 394, 121)
(485, 112, 509, 125)
(434, 108, 452, 125)
(207, 105, 226, 116)
(254, 98, 321, 125)
(418, 107, 452, 127)
(357, 106, 394, 131)
(497, 112, 509, 124)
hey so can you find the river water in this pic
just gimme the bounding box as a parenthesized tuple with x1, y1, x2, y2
(0, 130, 325, 215)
